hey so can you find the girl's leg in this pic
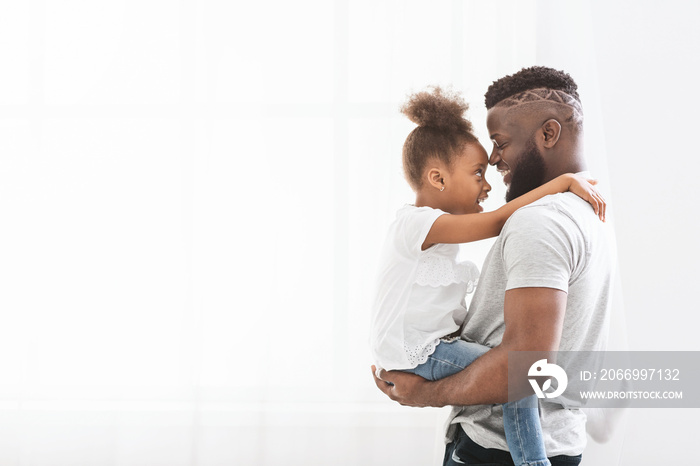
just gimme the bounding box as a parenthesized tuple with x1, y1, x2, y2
(503, 395, 551, 466)
(406, 339, 490, 381)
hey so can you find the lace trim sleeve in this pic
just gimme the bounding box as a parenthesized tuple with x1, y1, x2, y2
(415, 255, 479, 292)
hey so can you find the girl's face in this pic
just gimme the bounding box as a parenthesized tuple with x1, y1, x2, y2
(441, 143, 492, 215)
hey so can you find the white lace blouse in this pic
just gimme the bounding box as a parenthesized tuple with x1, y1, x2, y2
(369, 205, 479, 372)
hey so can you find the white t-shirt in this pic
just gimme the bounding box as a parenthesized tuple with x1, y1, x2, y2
(369, 205, 480, 372)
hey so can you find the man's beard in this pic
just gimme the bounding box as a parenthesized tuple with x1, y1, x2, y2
(505, 138, 547, 202)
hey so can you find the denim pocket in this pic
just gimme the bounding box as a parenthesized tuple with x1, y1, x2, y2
(448, 448, 504, 466)
(550, 455, 582, 466)
(451, 442, 509, 465)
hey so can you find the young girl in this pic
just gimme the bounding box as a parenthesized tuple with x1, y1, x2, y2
(369, 86, 605, 466)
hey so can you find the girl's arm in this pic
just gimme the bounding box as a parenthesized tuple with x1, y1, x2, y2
(422, 173, 605, 249)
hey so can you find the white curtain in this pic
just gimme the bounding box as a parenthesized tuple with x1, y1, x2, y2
(1, 1, 698, 465)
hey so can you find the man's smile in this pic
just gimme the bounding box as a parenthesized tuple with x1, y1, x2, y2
(497, 163, 512, 186)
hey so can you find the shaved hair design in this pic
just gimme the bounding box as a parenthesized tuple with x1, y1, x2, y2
(496, 87, 583, 128)
(485, 66, 584, 129)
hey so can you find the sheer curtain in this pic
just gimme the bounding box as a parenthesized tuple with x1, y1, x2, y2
(1, 0, 697, 465)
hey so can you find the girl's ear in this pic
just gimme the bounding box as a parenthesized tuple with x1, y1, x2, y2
(426, 167, 445, 191)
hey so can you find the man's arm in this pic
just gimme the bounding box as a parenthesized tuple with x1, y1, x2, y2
(372, 287, 567, 407)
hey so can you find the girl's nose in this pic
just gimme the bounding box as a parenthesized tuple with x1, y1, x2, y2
(483, 178, 491, 193)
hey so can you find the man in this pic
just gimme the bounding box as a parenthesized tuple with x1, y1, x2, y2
(372, 66, 614, 465)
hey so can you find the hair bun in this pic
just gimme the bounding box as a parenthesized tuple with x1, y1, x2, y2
(400, 86, 472, 133)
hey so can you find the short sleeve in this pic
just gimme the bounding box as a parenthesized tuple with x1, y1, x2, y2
(397, 206, 446, 255)
(501, 204, 586, 292)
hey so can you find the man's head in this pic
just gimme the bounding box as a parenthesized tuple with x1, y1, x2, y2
(485, 66, 585, 201)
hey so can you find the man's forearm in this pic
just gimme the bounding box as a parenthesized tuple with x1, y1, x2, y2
(373, 288, 566, 408)
(429, 288, 567, 407)
(430, 344, 510, 407)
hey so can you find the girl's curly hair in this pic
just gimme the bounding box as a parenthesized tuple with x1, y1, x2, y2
(400, 86, 477, 191)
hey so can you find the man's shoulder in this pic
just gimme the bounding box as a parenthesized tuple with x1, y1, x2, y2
(506, 192, 588, 231)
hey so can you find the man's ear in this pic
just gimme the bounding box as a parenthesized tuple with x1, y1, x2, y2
(426, 167, 445, 191)
(540, 119, 562, 148)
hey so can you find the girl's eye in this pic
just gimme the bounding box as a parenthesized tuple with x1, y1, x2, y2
(476, 169, 483, 178)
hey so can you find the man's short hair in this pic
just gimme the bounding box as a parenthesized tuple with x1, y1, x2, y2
(484, 66, 580, 110)
(485, 66, 583, 129)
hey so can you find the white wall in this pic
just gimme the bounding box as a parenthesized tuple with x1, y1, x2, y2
(588, 0, 700, 463)
(0, 1, 697, 465)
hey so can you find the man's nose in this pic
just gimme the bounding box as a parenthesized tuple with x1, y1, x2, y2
(488, 149, 500, 166)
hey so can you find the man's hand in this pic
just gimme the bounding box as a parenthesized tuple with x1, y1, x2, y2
(371, 365, 444, 408)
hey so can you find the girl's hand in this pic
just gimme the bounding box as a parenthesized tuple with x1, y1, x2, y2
(567, 174, 606, 222)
